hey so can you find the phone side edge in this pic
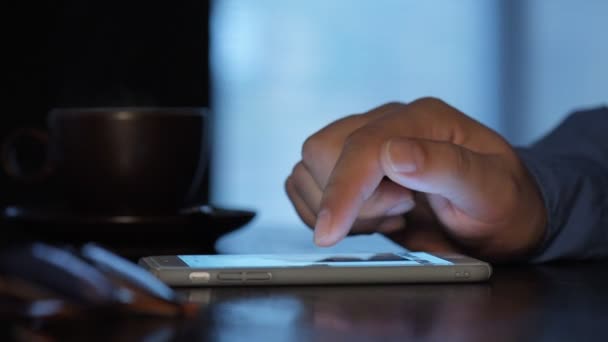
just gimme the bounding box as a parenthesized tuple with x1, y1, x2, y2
(137, 256, 162, 275)
(255, 263, 492, 285)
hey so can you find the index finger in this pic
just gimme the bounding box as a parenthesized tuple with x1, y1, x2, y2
(301, 102, 407, 190)
(313, 133, 387, 246)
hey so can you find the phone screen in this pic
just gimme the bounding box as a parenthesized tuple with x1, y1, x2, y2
(177, 252, 453, 269)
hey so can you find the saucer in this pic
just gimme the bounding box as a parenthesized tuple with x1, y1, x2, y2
(1, 204, 256, 258)
(2, 204, 256, 228)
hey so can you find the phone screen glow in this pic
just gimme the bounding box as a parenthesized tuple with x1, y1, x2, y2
(178, 252, 453, 268)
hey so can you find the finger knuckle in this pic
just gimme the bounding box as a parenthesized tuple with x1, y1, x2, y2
(411, 96, 447, 108)
(380, 101, 408, 110)
(291, 161, 309, 180)
(284, 175, 296, 197)
(453, 145, 472, 177)
(344, 125, 384, 149)
(301, 134, 326, 165)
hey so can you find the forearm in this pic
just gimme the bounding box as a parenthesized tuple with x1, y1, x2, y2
(518, 149, 608, 261)
(515, 106, 608, 262)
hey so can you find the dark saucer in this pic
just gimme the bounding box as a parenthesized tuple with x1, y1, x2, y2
(2, 204, 255, 227)
(1, 204, 256, 259)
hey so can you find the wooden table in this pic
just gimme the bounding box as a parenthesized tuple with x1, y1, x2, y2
(6, 226, 608, 341)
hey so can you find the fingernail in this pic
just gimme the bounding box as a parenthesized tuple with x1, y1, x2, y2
(386, 139, 418, 173)
(314, 209, 333, 246)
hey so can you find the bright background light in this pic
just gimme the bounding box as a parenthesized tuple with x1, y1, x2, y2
(208, 0, 607, 248)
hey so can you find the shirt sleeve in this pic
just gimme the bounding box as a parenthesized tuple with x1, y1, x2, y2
(514, 106, 608, 262)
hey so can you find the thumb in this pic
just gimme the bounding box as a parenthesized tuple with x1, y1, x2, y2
(380, 137, 511, 220)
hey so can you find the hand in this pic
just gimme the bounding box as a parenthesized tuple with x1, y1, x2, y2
(285, 98, 547, 261)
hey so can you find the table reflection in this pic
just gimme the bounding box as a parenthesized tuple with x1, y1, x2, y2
(8, 261, 606, 341)
(181, 282, 526, 341)
(178, 261, 607, 341)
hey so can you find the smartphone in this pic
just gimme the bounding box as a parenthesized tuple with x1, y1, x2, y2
(138, 251, 492, 286)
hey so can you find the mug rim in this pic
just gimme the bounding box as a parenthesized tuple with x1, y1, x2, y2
(49, 107, 208, 119)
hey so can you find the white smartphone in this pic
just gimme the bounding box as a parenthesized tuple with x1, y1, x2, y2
(138, 251, 492, 286)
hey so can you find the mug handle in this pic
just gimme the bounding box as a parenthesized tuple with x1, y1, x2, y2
(1, 127, 53, 183)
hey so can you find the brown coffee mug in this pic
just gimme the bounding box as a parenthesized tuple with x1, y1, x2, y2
(2, 107, 209, 215)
